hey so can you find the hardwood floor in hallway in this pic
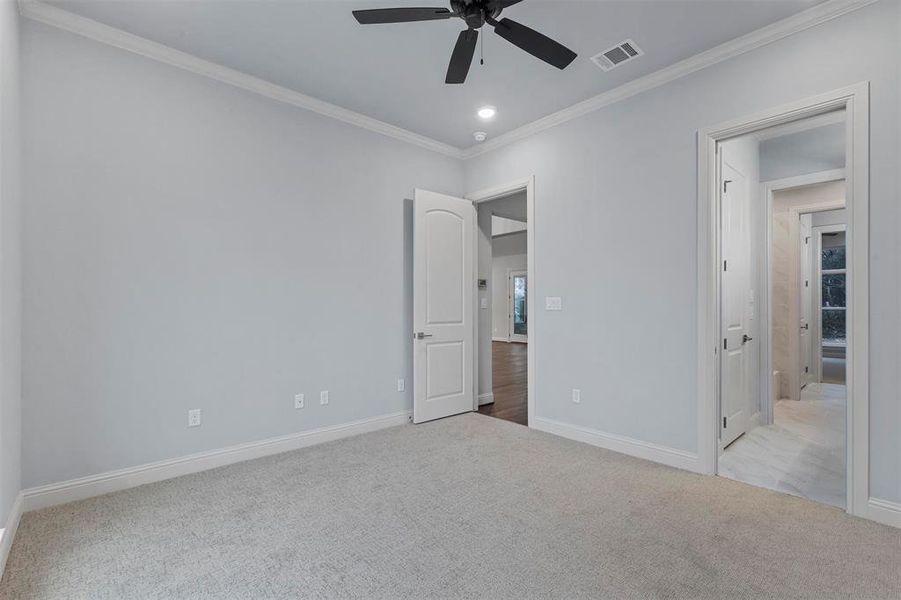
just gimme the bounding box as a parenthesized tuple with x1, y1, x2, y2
(478, 341, 527, 425)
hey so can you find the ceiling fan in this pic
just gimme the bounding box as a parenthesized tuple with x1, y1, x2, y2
(352, 0, 577, 84)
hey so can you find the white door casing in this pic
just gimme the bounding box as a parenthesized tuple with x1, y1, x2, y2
(413, 189, 475, 424)
(720, 159, 752, 448)
(799, 214, 813, 388)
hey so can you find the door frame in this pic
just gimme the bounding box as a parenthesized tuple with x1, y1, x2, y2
(697, 82, 869, 518)
(466, 176, 535, 427)
(761, 169, 845, 413)
(508, 268, 528, 343)
(813, 223, 847, 384)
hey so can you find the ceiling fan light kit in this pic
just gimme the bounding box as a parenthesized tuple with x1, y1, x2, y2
(352, 0, 578, 84)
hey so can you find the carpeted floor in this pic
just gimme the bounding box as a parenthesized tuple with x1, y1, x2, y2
(2, 413, 899, 599)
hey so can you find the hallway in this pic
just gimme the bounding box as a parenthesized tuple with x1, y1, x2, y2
(478, 341, 527, 425)
(718, 383, 846, 508)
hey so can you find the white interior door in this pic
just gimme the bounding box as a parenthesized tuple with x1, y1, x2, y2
(509, 269, 527, 343)
(413, 189, 474, 424)
(720, 159, 752, 448)
(799, 214, 813, 389)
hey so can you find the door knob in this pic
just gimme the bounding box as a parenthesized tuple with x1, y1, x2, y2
(742, 334, 754, 344)
(414, 332, 433, 339)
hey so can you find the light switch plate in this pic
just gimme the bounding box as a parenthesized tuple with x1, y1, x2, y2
(188, 408, 202, 427)
(397, 378, 405, 392)
(572, 389, 581, 404)
(294, 393, 305, 409)
(546, 296, 563, 311)
(320, 390, 329, 405)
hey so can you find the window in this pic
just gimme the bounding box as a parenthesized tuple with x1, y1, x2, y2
(821, 241, 846, 344)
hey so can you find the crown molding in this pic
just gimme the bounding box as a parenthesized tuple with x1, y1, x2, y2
(460, 0, 879, 159)
(19, 0, 877, 163)
(17, 0, 465, 160)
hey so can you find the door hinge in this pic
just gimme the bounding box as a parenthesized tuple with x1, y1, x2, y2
(723, 179, 733, 193)
(805, 366, 809, 373)
(723, 338, 728, 350)
(805, 280, 809, 287)
(723, 417, 728, 428)
(723, 260, 727, 271)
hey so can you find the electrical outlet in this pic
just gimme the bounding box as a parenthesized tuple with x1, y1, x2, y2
(397, 378, 405, 392)
(320, 390, 329, 405)
(188, 408, 202, 427)
(294, 393, 305, 409)
(572, 389, 581, 404)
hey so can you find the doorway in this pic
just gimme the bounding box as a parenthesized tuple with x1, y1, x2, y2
(697, 84, 870, 518)
(473, 188, 529, 426)
(468, 178, 534, 427)
(409, 178, 534, 427)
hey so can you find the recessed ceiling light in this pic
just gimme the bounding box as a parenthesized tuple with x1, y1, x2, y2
(477, 105, 497, 120)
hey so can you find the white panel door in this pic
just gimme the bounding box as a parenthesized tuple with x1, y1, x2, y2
(799, 214, 813, 388)
(413, 189, 474, 424)
(720, 160, 751, 448)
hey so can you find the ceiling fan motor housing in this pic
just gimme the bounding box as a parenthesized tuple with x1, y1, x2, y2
(451, 0, 502, 29)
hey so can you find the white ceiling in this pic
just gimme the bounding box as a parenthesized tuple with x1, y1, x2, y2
(44, 0, 824, 149)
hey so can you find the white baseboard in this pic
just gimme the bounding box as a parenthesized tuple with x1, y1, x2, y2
(478, 393, 494, 406)
(867, 497, 901, 529)
(532, 417, 701, 473)
(23, 410, 411, 512)
(0, 492, 24, 579)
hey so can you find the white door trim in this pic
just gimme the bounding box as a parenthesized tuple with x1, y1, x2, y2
(508, 269, 528, 343)
(466, 177, 535, 427)
(698, 82, 869, 519)
(813, 223, 847, 384)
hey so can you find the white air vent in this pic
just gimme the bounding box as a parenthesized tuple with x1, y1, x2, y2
(590, 39, 643, 72)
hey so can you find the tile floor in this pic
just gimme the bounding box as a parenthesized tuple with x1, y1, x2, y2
(718, 383, 846, 508)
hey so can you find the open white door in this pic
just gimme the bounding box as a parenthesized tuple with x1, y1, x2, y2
(720, 159, 751, 448)
(413, 189, 475, 424)
(799, 214, 813, 389)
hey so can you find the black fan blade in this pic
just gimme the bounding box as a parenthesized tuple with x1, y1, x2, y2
(352, 7, 452, 24)
(492, 17, 576, 69)
(446, 29, 478, 84)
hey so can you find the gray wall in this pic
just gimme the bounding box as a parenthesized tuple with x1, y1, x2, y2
(21, 21, 462, 488)
(0, 0, 22, 522)
(463, 1, 900, 502)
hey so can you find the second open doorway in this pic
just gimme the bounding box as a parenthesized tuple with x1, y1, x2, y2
(469, 180, 533, 426)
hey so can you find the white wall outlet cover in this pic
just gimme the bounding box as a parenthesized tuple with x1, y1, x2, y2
(397, 378, 405, 392)
(572, 389, 581, 404)
(294, 393, 305, 409)
(546, 296, 563, 311)
(480, 297, 488, 309)
(320, 390, 329, 405)
(188, 408, 202, 427)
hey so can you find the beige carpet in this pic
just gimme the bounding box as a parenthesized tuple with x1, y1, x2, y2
(2, 413, 899, 599)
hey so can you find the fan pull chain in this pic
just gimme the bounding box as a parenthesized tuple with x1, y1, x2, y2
(480, 30, 484, 65)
